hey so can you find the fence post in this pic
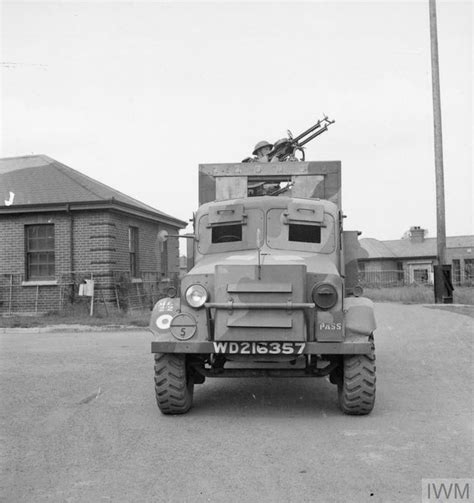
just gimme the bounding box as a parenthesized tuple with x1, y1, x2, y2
(8, 274, 13, 316)
(90, 273, 94, 316)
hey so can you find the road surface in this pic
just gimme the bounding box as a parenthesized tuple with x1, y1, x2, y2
(1, 303, 472, 502)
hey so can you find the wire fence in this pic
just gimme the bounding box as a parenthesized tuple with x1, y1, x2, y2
(359, 269, 473, 288)
(359, 270, 413, 288)
(0, 270, 179, 316)
(2, 267, 472, 315)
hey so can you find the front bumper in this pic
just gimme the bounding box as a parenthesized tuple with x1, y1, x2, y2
(151, 340, 371, 354)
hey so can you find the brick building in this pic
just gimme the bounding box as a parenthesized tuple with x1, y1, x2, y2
(0, 155, 186, 314)
(359, 226, 474, 286)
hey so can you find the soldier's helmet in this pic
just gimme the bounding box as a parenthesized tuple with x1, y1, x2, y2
(273, 138, 290, 149)
(252, 140, 273, 156)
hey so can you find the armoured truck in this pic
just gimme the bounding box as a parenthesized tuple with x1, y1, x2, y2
(150, 161, 376, 415)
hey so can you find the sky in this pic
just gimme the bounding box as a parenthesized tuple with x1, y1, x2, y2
(1, 0, 472, 243)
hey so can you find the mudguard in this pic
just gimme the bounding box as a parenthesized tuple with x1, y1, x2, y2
(149, 297, 181, 341)
(344, 297, 376, 337)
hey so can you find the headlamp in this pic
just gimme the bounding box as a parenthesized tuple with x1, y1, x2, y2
(185, 284, 208, 308)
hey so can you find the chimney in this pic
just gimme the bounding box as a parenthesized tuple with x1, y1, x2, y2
(409, 226, 426, 243)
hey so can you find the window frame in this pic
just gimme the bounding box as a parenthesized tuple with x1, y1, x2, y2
(464, 259, 474, 282)
(266, 208, 336, 254)
(129, 226, 139, 278)
(25, 224, 55, 281)
(452, 259, 461, 285)
(288, 223, 322, 244)
(413, 268, 429, 284)
(211, 223, 243, 244)
(396, 261, 404, 281)
(161, 239, 168, 278)
(197, 209, 264, 255)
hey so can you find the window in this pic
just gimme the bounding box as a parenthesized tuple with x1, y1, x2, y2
(211, 224, 242, 243)
(414, 268, 428, 283)
(465, 259, 474, 282)
(25, 224, 55, 280)
(289, 224, 321, 243)
(358, 262, 366, 282)
(396, 261, 404, 281)
(266, 208, 334, 253)
(161, 240, 168, 277)
(129, 227, 139, 278)
(452, 259, 461, 285)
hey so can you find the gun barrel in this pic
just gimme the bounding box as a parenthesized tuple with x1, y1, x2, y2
(293, 120, 323, 143)
(266, 116, 334, 161)
(298, 124, 328, 146)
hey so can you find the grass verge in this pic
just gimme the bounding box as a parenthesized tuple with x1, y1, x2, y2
(0, 307, 150, 329)
(364, 285, 474, 305)
(2, 287, 473, 328)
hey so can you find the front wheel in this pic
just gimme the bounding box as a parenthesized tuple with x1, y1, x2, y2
(338, 335, 376, 415)
(154, 353, 194, 414)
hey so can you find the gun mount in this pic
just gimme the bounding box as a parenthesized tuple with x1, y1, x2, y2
(244, 116, 335, 163)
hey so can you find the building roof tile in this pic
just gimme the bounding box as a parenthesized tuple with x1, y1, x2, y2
(359, 238, 397, 259)
(360, 235, 474, 259)
(0, 155, 186, 227)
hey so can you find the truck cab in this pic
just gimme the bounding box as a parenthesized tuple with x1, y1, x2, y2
(150, 162, 376, 415)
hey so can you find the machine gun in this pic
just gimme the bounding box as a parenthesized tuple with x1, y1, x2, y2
(268, 116, 335, 162)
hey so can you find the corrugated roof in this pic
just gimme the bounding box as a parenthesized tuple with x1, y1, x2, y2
(360, 235, 474, 259)
(0, 155, 186, 227)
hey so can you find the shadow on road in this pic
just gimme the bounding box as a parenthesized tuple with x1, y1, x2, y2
(190, 376, 343, 417)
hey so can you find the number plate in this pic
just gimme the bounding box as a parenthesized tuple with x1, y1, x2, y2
(213, 341, 305, 355)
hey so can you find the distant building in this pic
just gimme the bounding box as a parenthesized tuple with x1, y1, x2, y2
(359, 226, 474, 286)
(0, 155, 186, 314)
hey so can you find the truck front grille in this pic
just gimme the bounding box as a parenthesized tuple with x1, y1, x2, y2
(212, 264, 307, 341)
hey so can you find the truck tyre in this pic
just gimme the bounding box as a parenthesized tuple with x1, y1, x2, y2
(154, 353, 194, 414)
(338, 335, 376, 415)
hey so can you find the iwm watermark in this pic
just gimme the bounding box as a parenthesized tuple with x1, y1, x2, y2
(422, 480, 473, 502)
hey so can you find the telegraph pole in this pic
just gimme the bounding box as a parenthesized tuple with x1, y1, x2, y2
(429, 0, 446, 264)
(429, 0, 452, 302)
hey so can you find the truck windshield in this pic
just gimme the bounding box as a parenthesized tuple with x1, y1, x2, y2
(197, 208, 264, 254)
(197, 206, 335, 255)
(288, 224, 321, 243)
(212, 224, 242, 243)
(267, 208, 335, 254)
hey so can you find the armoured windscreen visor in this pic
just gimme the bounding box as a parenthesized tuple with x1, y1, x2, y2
(285, 201, 325, 224)
(208, 204, 246, 225)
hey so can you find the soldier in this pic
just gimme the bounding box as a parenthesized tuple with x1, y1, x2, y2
(269, 138, 287, 162)
(252, 140, 273, 162)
